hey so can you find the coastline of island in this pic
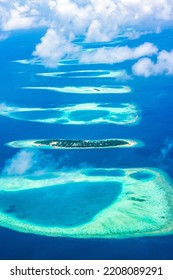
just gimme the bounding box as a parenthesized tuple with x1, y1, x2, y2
(6, 138, 144, 149)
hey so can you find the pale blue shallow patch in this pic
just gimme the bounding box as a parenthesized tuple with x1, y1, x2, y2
(69, 109, 109, 122)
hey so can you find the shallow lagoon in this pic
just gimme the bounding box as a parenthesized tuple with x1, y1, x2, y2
(0, 181, 122, 228)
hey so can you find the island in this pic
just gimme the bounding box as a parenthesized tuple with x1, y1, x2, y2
(33, 139, 135, 149)
(7, 138, 143, 149)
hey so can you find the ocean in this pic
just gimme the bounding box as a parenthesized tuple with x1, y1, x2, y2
(0, 28, 173, 260)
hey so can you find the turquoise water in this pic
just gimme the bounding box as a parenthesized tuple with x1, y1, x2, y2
(130, 171, 155, 181)
(0, 181, 122, 227)
(83, 169, 126, 177)
(11, 110, 64, 121)
(69, 109, 109, 121)
(2, 103, 139, 125)
(0, 28, 173, 259)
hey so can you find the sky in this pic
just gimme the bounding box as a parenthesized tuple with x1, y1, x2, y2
(0, 0, 173, 74)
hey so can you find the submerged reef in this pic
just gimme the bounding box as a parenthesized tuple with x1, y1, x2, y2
(0, 103, 140, 125)
(36, 70, 126, 79)
(0, 168, 173, 239)
(23, 85, 131, 94)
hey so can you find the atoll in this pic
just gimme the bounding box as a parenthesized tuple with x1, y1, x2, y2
(0, 168, 173, 239)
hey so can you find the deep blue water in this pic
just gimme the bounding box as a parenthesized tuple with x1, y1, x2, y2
(1, 227, 173, 260)
(0, 29, 173, 259)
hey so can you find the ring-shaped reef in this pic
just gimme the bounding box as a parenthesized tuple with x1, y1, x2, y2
(23, 85, 131, 94)
(0, 103, 140, 125)
(36, 70, 126, 79)
(6, 138, 143, 150)
(0, 168, 173, 239)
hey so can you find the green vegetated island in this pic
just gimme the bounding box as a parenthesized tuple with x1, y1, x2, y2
(33, 139, 137, 149)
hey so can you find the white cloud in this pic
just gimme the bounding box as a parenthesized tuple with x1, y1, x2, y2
(161, 138, 173, 159)
(1, 148, 70, 176)
(4, 16, 36, 31)
(0, 0, 47, 31)
(79, 42, 158, 64)
(85, 19, 115, 42)
(2, 150, 36, 175)
(132, 49, 173, 77)
(0, 0, 173, 65)
(1, 1, 173, 34)
(0, 32, 8, 40)
(33, 28, 80, 67)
